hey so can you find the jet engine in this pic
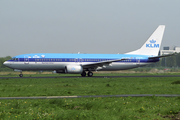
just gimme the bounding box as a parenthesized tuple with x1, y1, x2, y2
(65, 65, 83, 74)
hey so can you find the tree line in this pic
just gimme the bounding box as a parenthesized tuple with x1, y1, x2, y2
(0, 53, 180, 71)
(0, 56, 13, 71)
(148, 53, 180, 68)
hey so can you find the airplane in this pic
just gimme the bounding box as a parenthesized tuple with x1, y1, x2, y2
(3, 25, 172, 77)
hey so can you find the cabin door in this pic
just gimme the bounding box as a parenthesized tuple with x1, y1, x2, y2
(24, 56, 29, 64)
(136, 59, 140, 65)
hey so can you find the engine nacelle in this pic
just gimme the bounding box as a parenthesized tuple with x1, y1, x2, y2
(65, 65, 83, 74)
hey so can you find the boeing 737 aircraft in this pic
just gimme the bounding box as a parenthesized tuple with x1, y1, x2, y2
(3, 25, 171, 77)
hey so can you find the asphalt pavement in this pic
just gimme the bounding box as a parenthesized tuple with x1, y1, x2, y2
(0, 94, 180, 100)
(0, 75, 180, 79)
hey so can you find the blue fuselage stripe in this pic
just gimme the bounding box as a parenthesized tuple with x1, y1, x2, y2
(8, 58, 159, 63)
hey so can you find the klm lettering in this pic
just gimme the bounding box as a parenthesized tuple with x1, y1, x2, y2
(146, 44, 159, 48)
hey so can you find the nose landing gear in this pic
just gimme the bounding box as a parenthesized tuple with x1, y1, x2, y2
(19, 74, 23, 77)
(19, 71, 23, 77)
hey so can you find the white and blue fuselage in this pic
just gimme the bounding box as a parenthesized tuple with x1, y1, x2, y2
(3, 25, 167, 77)
(4, 53, 158, 71)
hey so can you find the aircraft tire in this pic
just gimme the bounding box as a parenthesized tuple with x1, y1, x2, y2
(19, 74, 23, 77)
(88, 71, 93, 77)
(81, 71, 86, 77)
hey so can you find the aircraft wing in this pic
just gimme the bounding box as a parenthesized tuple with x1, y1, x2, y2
(148, 53, 175, 59)
(82, 58, 128, 69)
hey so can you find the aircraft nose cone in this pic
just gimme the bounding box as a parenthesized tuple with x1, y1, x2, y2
(3, 61, 14, 69)
(3, 61, 9, 67)
(3, 61, 7, 65)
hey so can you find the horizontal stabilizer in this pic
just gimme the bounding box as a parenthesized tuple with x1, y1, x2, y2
(148, 54, 175, 59)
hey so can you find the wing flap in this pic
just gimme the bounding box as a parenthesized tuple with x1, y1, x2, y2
(82, 58, 128, 68)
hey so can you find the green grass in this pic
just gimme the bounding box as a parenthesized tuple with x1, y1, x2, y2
(0, 73, 180, 119)
(0, 97, 180, 119)
(1, 71, 180, 77)
(0, 76, 180, 97)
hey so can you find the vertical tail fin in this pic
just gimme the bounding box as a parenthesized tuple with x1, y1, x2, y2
(126, 25, 165, 56)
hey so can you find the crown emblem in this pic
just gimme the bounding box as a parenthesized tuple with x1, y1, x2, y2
(150, 39, 156, 43)
(41, 55, 45, 58)
(33, 55, 40, 58)
(71, 67, 76, 71)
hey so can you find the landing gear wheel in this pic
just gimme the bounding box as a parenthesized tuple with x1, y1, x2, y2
(88, 71, 93, 77)
(81, 71, 86, 77)
(19, 74, 23, 77)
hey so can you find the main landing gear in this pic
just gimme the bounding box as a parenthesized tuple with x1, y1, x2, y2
(81, 71, 86, 77)
(87, 71, 93, 77)
(81, 71, 93, 77)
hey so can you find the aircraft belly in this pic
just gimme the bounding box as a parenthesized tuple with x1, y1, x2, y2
(111, 63, 136, 70)
(8, 61, 151, 71)
(29, 62, 66, 70)
(99, 62, 141, 71)
(27, 62, 82, 70)
(9, 62, 66, 70)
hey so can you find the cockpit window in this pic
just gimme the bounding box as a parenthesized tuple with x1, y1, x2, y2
(11, 57, 18, 61)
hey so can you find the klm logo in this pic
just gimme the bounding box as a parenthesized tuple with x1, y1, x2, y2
(146, 39, 159, 48)
(71, 67, 76, 71)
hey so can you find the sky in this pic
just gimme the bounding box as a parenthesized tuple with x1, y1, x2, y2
(1, 0, 180, 57)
